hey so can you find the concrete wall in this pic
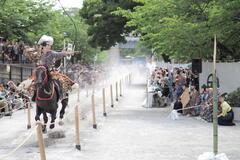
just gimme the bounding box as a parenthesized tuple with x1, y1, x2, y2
(200, 62, 240, 93)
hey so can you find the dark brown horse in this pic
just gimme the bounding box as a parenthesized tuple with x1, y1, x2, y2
(35, 65, 60, 132)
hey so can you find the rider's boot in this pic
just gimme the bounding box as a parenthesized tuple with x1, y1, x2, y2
(54, 79, 63, 102)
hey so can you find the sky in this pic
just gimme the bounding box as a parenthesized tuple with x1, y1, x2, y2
(55, 0, 83, 9)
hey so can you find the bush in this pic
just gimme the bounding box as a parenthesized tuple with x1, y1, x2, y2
(226, 88, 240, 107)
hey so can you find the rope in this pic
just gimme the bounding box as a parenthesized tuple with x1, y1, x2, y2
(0, 125, 38, 160)
(173, 104, 202, 112)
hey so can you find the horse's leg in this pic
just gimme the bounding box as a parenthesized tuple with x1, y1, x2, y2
(42, 111, 48, 133)
(35, 106, 41, 121)
(35, 107, 47, 133)
(59, 97, 68, 126)
(60, 98, 68, 119)
(50, 110, 57, 129)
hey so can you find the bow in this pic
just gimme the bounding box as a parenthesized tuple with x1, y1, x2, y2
(57, 0, 78, 51)
(57, 0, 78, 73)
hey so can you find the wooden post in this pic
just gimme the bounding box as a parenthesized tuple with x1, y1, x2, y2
(20, 66, 23, 82)
(36, 121, 46, 160)
(146, 75, 148, 93)
(213, 35, 218, 155)
(120, 80, 122, 97)
(146, 83, 149, 108)
(91, 94, 97, 129)
(86, 84, 89, 97)
(9, 65, 12, 80)
(121, 78, 124, 94)
(27, 102, 31, 129)
(75, 105, 81, 150)
(110, 84, 114, 108)
(115, 82, 118, 101)
(102, 88, 107, 117)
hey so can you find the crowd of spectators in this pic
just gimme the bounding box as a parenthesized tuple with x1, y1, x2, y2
(0, 81, 31, 116)
(148, 66, 235, 125)
(0, 37, 30, 64)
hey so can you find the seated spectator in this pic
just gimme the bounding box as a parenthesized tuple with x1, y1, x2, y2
(199, 88, 213, 122)
(188, 84, 200, 116)
(0, 84, 7, 100)
(218, 95, 235, 126)
(161, 79, 170, 97)
(180, 84, 190, 115)
(200, 101, 213, 122)
(173, 97, 183, 113)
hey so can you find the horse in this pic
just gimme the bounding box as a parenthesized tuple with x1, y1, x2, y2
(34, 65, 60, 132)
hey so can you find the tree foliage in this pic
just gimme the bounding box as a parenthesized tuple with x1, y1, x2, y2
(0, 0, 103, 63)
(0, 0, 54, 40)
(119, 41, 151, 57)
(80, 0, 142, 50)
(118, 0, 240, 61)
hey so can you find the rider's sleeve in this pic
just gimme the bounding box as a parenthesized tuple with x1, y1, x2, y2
(50, 51, 66, 61)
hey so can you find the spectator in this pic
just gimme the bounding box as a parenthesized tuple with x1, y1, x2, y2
(218, 95, 235, 126)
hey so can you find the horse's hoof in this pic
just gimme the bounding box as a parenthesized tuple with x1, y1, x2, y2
(59, 120, 64, 126)
(42, 125, 47, 134)
(50, 123, 55, 129)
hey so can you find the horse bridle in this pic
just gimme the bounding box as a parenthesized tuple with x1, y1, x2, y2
(36, 65, 48, 84)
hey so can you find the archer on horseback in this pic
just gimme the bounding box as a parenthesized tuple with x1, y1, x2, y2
(32, 35, 73, 132)
(33, 35, 73, 101)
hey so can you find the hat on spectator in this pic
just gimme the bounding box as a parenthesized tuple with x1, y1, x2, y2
(38, 35, 54, 46)
(219, 92, 228, 98)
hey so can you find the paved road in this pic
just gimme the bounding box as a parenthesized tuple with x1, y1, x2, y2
(1, 76, 239, 160)
(76, 81, 240, 160)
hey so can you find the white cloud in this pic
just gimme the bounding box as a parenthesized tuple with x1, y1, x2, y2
(55, 0, 83, 9)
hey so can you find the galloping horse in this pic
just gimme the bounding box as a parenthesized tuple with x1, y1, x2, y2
(35, 65, 60, 132)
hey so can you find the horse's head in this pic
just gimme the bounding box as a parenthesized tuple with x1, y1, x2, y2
(35, 66, 49, 88)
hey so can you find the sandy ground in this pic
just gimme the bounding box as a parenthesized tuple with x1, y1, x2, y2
(0, 74, 239, 160)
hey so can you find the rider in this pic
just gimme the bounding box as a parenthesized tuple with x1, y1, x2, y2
(33, 35, 72, 101)
(38, 35, 72, 69)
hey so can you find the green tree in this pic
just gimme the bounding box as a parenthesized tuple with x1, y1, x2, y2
(119, 0, 240, 61)
(0, 0, 102, 63)
(80, 0, 142, 50)
(0, 0, 54, 41)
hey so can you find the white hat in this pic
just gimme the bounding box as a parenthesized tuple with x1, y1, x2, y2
(38, 35, 54, 46)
